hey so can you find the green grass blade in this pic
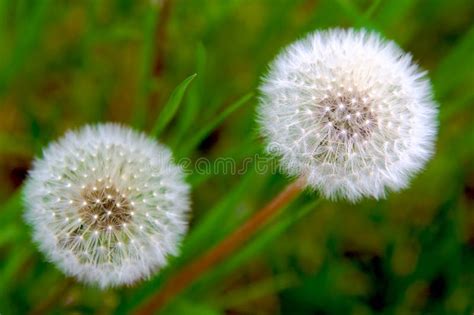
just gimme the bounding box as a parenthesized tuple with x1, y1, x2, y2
(171, 43, 207, 147)
(0, 0, 50, 97)
(433, 26, 474, 100)
(151, 73, 197, 138)
(363, 0, 382, 19)
(334, 0, 380, 30)
(179, 92, 254, 156)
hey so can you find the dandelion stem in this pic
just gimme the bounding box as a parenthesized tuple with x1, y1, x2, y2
(135, 178, 305, 315)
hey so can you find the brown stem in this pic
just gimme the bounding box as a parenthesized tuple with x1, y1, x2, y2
(148, 0, 172, 108)
(135, 178, 305, 315)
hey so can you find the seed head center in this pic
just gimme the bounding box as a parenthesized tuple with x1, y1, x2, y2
(79, 181, 133, 231)
(319, 89, 377, 139)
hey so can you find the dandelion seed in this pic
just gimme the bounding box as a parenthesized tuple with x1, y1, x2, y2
(24, 123, 190, 288)
(258, 28, 438, 201)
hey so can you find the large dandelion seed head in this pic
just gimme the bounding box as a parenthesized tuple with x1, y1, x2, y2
(24, 123, 190, 288)
(258, 29, 438, 201)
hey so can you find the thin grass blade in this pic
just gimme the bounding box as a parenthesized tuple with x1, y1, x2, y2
(151, 73, 197, 138)
(179, 92, 253, 156)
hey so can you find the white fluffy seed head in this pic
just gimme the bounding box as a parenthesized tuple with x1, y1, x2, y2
(258, 28, 438, 202)
(23, 123, 190, 288)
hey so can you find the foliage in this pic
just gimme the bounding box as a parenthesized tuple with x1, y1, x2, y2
(0, 0, 473, 314)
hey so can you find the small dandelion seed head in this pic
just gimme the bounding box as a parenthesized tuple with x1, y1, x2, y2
(258, 28, 438, 202)
(23, 123, 190, 288)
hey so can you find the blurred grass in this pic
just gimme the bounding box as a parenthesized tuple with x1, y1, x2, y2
(0, 0, 473, 314)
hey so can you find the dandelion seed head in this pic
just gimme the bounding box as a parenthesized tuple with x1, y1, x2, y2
(258, 28, 438, 201)
(23, 123, 190, 288)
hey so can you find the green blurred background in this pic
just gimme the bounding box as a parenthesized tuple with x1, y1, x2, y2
(0, 0, 473, 314)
